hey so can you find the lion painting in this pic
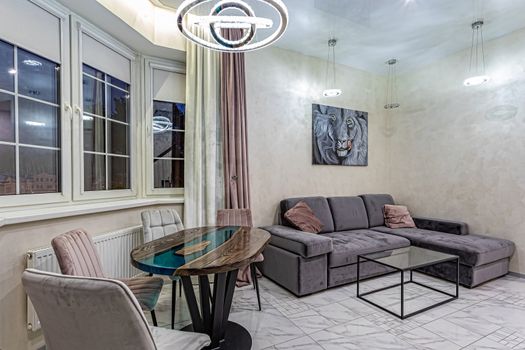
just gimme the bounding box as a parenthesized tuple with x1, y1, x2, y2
(312, 104, 368, 166)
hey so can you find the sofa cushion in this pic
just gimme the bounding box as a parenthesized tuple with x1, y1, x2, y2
(284, 201, 323, 233)
(360, 194, 395, 227)
(371, 226, 515, 267)
(384, 204, 416, 229)
(323, 230, 410, 268)
(327, 197, 369, 231)
(280, 197, 334, 233)
(262, 225, 333, 258)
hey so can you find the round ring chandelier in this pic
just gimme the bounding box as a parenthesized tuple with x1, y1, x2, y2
(175, 0, 288, 52)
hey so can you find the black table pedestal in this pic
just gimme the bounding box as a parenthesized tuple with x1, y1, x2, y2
(181, 269, 251, 349)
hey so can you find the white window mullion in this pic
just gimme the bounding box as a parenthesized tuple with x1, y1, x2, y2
(14, 46, 20, 195)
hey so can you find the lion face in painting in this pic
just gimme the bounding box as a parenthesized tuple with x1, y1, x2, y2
(313, 104, 368, 166)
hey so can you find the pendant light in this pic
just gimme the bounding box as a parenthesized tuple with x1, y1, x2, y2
(384, 59, 400, 109)
(323, 38, 342, 97)
(175, 0, 288, 52)
(464, 20, 490, 86)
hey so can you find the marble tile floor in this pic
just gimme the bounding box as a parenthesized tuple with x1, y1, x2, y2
(147, 273, 525, 350)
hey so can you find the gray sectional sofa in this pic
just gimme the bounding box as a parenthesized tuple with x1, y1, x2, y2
(259, 194, 515, 296)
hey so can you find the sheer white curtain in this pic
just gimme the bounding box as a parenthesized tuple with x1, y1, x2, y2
(184, 28, 224, 227)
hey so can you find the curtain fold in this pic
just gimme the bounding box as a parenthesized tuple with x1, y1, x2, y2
(220, 30, 251, 210)
(184, 27, 224, 227)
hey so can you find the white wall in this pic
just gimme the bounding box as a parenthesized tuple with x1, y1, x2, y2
(245, 47, 390, 227)
(389, 27, 525, 273)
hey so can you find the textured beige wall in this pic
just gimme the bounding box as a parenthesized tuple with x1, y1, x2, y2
(0, 203, 183, 350)
(388, 28, 525, 273)
(245, 47, 390, 227)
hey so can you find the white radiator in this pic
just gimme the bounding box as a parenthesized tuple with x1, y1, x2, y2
(25, 226, 144, 332)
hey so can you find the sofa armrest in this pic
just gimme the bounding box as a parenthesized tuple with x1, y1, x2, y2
(261, 225, 333, 258)
(413, 217, 469, 235)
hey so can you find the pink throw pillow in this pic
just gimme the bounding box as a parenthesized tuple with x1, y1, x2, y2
(284, 201, 323, 233)
(384, 204, 416, 229)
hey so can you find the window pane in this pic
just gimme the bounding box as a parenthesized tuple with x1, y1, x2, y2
(19, 147, 60, 194)
(83, 75, 105, 116)
(154, 159, 183, 188)
(0, 144, 16, 196)
(109, 86, 129, 123)
(108, 156, 129, 190)
(83, 115, 105, 152)
(107, 75, 129, 91)
(19, 98, 60, 147)
(153, 101, 185, 130)
(84, 153, 106, 191)
(154, 131, 184, 158)
(108, 121, 128, 155)
(18, 49, 60, 104)
(83, 64, 104, 80)
(0, 93, 15, 142)
(0, 40, 14, 92)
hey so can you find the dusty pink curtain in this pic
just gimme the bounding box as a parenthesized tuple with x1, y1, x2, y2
(220, 30, 251, 210)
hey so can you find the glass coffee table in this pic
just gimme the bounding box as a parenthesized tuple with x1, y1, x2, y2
(357, 246, 459, 319)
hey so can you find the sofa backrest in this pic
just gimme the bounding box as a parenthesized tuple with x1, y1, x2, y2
(327, 196, 369, 231)
(359, 194, 395, 227)
(280, 197, 335, 233)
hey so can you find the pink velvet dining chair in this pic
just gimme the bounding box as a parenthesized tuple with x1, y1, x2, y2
(51, 229, 164, 326)
(216, 208, 264, 311)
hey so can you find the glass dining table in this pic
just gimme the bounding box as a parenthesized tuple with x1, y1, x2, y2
(131, 226, 270, 350)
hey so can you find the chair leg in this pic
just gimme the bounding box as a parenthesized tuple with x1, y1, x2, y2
(171, 280, 177, 329)
(151, 310, 158, 327)
(251, 263, 262, 311)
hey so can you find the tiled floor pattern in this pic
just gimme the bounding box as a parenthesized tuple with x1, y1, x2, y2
(150, 273, 525, 349)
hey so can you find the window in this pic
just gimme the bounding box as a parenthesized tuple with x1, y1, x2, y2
(152, 101, 185, 188)
(0, 39, 61, 196)
(82, 64, 130, 191)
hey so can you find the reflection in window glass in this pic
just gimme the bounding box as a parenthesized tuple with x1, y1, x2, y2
(109, 86, 129, 123)
(152, 101, 185, 189)
(84, 153, 106, 191)
(0, 144, 16, 196)
(108, 75, 129, 91)
(82, 64, 104, 80)
(0, 93, 15, 142)
(0, 40, 14, 92)
(83, 115, 105, 153)
(83, 75, 105, 116)
(18, 49, 60, 104)
(108, 121, 128, 155)
(19, 147, 60, 194)
(108, 156, 129, 190)
(19, 98, 60, 147)
(154, 159, 184, 188)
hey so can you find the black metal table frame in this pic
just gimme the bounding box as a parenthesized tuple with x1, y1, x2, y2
(356, 255, 460, 319)
(181, 269, 252, 350)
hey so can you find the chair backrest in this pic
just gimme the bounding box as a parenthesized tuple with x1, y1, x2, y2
(141, 209, 184, 243)
(22, 269, 157, 350)
(216, 209, 253, 227)
(51, 229, 105, 278)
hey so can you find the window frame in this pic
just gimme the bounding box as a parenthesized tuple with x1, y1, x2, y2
(71, 16, 139, 202)
(0, 0, 71, 210)
(143, 57, 186, 197)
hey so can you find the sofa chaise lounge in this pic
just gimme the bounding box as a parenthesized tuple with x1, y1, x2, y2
(259, 194, 515, 296)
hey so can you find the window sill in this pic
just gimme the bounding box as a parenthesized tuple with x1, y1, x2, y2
(0, 197, 184, 228)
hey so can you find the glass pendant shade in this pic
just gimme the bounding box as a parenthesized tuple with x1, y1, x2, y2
(384, 58, 400, 109)
(464, 20, 490, 87)
(323, 38, 342, 98)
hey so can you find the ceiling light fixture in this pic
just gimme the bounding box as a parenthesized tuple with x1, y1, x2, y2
(175, 0, 288, 52)
(464, 20, 490, 87)
(384, 59, 400, 109)
(23, 59, 43, 67)
(323, 38, 342, 98)
(8, 68, 16, 75)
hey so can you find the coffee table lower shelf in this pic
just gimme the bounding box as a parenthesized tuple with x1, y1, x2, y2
(356, 255, 460, 319)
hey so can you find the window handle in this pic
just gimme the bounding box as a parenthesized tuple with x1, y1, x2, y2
(74, 105, 82, 115)
(64, 103, 73, 120)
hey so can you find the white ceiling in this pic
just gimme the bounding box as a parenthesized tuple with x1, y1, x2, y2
(160, 0, 525, 74)
(58, 0, 525, 74)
